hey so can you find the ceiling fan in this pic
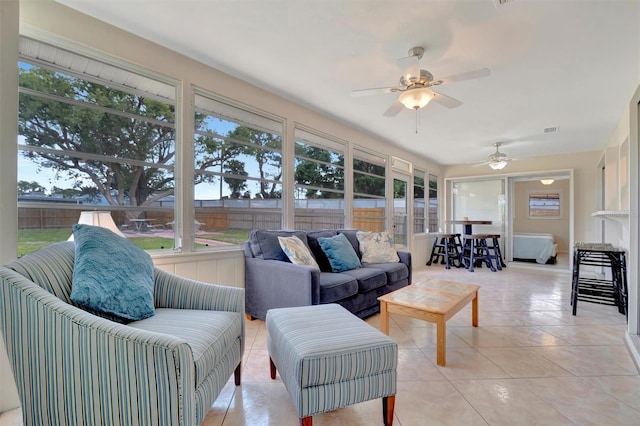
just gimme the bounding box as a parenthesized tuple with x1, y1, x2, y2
(473, 142, 513, 170)
(351, 46, 491, 117)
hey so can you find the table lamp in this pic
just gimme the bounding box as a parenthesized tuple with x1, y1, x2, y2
(68, 211, 125, 241)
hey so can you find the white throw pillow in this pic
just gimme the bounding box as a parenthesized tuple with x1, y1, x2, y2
(356, 231, 400, 264)
(278, 235, 320, 270)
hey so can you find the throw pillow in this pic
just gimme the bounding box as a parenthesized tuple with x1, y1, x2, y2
(356, 231, 400, 264)
(318, 233, 362, 272)
(278, 235, 320, 270)
(71, 224, 155, 323)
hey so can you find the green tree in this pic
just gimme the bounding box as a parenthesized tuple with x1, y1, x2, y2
(294, 144, 344, 198)
(227, 127, 282, 199)
(353, 159, 385, 197)
(223, 159, 248, 198)
(19, 65, 177, 219)
(17, 180, 46, 195)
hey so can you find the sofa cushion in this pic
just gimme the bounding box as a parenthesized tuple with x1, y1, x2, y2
(129, 308, 242, 388)
(341, 267, 388, 293)
(318, 233, 361, 272)
(71, 224, 155, 323)
(278, 236, 320, 270)
(363, 262, 409, 284)
(356, 231, 400, 264)
(248, 230, 309, 261)
(318, 273, 358, 304)
(305, 230, 338, 272)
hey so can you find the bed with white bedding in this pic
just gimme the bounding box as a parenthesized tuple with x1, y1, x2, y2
(513, 233, 558, 264)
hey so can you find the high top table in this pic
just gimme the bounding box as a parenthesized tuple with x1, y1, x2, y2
(378, 279, 479, 366)
(445, 219, 492, 235)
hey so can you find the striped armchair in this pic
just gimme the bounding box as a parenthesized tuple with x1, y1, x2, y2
(0, 241, 244, 426)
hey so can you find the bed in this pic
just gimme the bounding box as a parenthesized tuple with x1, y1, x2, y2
(513, 233, 558, 264)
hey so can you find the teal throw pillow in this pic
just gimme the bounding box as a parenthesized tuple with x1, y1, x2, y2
(70, 224, 155, 323)
(318, 233, 361, 272)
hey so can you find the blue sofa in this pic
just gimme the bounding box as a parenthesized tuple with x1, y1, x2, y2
(244, 229, 412, 320)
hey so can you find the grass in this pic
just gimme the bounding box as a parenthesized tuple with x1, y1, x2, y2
(17, 227, 250, 257)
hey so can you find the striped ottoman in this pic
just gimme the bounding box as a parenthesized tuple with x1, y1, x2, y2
(266, 304, 397, 426)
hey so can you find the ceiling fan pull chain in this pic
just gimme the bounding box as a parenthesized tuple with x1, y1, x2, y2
(415, 108, 419, 134)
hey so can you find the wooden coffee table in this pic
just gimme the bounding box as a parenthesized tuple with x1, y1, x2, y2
(378, 279, 479, 366)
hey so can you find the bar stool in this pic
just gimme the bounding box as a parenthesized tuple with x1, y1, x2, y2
(461, 234, 496, 272)
(426, 233, 462, 269)
(485, 234, 506, 270)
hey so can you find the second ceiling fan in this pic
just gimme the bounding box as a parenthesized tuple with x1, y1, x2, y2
(351, 46, 491, 117)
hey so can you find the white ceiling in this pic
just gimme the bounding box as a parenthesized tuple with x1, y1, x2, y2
(56, 0, 640, 166)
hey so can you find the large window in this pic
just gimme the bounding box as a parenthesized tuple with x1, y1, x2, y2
(353, 148, 386, 231)
(294, 127, 345, 230)
(193, 93, 284, 246)
(413, 169, 426, 233)
(17, 38, 177, 256)
(428, 173, 439, 232)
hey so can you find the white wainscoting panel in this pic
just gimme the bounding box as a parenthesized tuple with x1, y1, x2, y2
(152, 248, 245, 288)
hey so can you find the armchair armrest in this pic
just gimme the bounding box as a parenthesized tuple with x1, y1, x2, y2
(0, 268, 197, 426)
(153, 268, 244, 313)
(244, 258, 320, 320)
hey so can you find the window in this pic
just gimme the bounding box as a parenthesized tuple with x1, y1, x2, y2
(528, 191, 562, 218)
(413, 169, 426, 233)
(17, 38, 177, 256)
(353, 148, 386, 231)
(193, 93, 284, 246)
(294, 127, 345, 230)
(428, 173, 439, 232)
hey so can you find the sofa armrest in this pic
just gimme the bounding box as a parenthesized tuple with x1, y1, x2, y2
(397, 250, 412, 284)
(0, 268, 197, 425)
(244, 258, 320, 320)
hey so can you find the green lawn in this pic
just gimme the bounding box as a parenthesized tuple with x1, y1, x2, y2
(17, 228, 250, 257)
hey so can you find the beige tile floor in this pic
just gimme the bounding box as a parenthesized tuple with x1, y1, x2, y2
(1, 262, 638, 425)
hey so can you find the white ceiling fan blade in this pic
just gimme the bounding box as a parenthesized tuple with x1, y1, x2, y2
(351, 87, 399, 97)
(431, 91, 463, 108)
(439, 68, 491, 84)
(397, 56, 420, 83)
(383, 100, 405, 117)
(472, 161, 490, 168)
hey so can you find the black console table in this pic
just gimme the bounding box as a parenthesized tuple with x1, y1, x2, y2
(571, 242, 627, 317)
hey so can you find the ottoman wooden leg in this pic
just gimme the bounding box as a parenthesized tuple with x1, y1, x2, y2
(234, 362, 242, 385)
(383, 395, 395, 426)
(300, 416, 312, 426)
(269, 357, 277, 379)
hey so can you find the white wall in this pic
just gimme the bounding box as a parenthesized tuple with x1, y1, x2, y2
(0, 0, 22, 414)
(444, 150, 601, 244)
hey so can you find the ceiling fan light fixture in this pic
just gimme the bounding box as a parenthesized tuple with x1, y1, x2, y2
(399, 88, 433, 110)
(540, 179, 555, 185)
(489, 160, 508, 170)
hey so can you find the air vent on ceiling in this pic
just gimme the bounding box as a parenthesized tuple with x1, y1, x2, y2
(543, 126, 559, 133)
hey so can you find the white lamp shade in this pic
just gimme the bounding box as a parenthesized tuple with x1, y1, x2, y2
(488, 160, 508, 170)
(68, 211, 125, 241)
(540, 179, 555, 185)
(399, 88, 433, 110)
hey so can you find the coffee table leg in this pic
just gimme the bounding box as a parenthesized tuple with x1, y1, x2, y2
(436, 317, 446, 366)
(472, 292, 478, 327)
(380, 301, 389, 335)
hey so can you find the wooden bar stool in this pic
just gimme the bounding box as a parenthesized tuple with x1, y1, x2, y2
(426, 233, 462, 269)
(461, 234, 496, 272)
(485, 234, 506, 270)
